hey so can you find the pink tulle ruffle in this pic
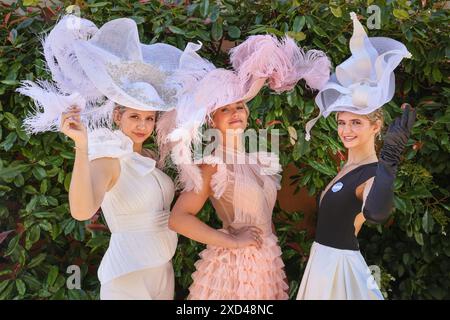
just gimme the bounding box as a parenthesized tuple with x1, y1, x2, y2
(188, 232, 289, 300)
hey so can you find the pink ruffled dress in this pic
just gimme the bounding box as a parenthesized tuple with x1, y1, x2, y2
(187, 150, 288, 300)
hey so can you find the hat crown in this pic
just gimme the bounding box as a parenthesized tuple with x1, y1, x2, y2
(88, 18, 143, 61)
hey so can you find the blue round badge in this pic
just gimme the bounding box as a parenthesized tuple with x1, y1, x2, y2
(331, 182, 343, 193)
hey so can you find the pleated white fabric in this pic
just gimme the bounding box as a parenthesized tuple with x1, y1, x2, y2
(88, 129, 177, 289)
(297, 242, 384, 300)
(100, 262, 175, 300)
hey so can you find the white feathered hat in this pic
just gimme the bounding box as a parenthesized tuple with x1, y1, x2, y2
(304, 12, 412, 141)
(17, 15, 182, 134)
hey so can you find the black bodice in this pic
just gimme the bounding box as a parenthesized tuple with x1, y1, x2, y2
(315, 162, 378, 250)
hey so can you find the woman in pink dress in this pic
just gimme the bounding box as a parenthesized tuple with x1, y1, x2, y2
(164, 36, 331, 299)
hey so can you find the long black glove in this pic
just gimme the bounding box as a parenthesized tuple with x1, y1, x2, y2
(363, 104, 416, 224)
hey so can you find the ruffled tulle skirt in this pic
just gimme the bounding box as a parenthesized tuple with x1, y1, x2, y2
(188, 231, 288, 300)
(296, 242, 384, 300)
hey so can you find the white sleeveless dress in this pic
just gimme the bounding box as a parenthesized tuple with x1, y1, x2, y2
(87, 129, 178, 299)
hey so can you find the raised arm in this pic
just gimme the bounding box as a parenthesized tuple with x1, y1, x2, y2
(61, 106, 117, 221)
(168, 164, 263, 249)
(362, 104, 416, 224)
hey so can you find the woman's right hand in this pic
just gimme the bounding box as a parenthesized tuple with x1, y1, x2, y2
(60, 106, 88, 148)
(229, 226, 263, 249)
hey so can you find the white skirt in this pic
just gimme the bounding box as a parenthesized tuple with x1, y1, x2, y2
(297, 242, 384, 300)
(100, 261, 174, 300)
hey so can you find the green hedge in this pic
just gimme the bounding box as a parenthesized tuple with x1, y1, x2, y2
(0, 0, 449, 300)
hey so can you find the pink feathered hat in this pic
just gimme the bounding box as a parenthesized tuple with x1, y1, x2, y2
(161, 35, 331, 192)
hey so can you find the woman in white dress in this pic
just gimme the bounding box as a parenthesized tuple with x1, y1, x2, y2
(61, 105, 177, 300)
(17, 16, 183, 299)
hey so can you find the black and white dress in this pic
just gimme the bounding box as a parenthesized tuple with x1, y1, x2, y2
(297, 163, 384, 300)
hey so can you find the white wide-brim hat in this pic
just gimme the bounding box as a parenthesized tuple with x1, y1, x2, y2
(73, 17, 177, 111)
(18, 15, 183, 134)
(305, 12, 412, 141)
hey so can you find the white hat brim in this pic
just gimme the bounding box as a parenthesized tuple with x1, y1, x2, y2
(74, 40, 173, 111)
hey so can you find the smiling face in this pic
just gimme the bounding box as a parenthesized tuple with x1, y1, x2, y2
(113, 106, 156, 144)
(336, 111, 382, 150)
(210, 101, 249, 135)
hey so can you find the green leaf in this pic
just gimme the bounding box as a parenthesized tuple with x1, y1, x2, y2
(405, 185, 433, 199)
(87, 2, 110, 7)
(33, 211, 58, 219)
(5, 234, 20, 256)
(25, 225, 41, 250)
(168, 26, 186, 35)
(23, 0, 40, 6)
(422, 211, 435, 234)
(64, 219, 76, 235)
(64, 172, 72, 192)
(210, 5, 220, 22)
(432, 66, 442, 82)
(402, 253, 411, 265)
(0, 280, 11, 295)
(0, 80, 19, 85)
(15, 279, 26, 296)
(47, 266, 59, 287)
(24, 185, 38, 195)
(40, 179, 48, 194)
(86, 234, 110, 252)
(306, 159, 336, 176)
(27, 253, 47, 268)
(312, 25, 327, 37)
(330, 6, 342, 18)
(0, 132, 17, 151)
(393, 196, 407, 213)
(414, 232, 424, 246)
(32, 166, 47, 180)
(293, 134, 311, 160)
(200, 0, 209, 17)
(227, 25, 241, 39)
(292, 16, 306, 32)
(129, 16, 145, 25)
(393, 9, 410, 20)
(0, 164, 29, 181)
(25, 195, 38, 213)
(13, 173, 24, 187)
(211, 21, 223, 41)
(286, 31, 306, 42)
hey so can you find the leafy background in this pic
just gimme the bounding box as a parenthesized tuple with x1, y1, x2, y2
(0, 0, 449, 300)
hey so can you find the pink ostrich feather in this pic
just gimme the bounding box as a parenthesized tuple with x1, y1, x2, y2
(293, 48, 332, 90)
(230, 34, 331, 93)
(194, 69, 245, 115)
(156, 109, 178, 169)
(230, 35, 293, 92)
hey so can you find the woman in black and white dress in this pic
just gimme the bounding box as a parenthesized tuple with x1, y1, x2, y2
(297, 12, 415, 300)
